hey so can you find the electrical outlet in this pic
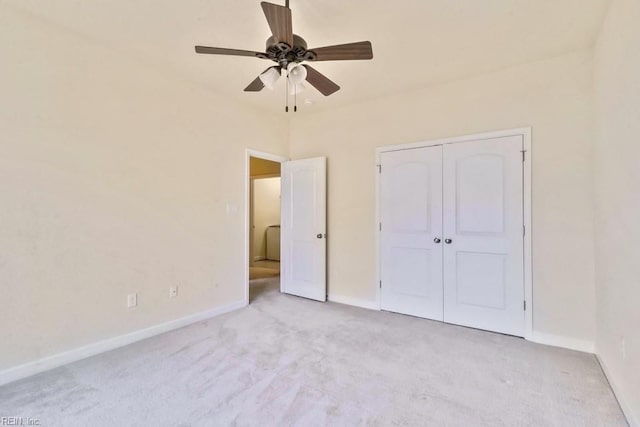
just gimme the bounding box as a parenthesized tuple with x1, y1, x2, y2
(169, 286, 178, 298)
(621, 337, 627, 360)
(127, 293, 137, 308)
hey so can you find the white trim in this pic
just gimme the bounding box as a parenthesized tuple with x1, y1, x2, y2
(328, 294, 379, 311)
(375, 128, 534, 338)
(597, 354, 638, 427)
(375, 151, 383, 310)
(527, 331, 595, 353)
(245, 149, 288, 304)
(522, 128, 533, 340)
(376, 128, 533, 153)
(246, 149, 288, 164)
(0, 300, 246, 387)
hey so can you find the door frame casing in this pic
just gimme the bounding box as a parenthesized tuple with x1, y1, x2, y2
(245, 149, 288, 306)
(375, 127, 533, 339)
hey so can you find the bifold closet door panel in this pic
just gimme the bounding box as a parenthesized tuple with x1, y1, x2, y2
(442, 136, 525, 337)
(380, 146, 444, 320)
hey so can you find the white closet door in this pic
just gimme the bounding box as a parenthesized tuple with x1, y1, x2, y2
(442, 136, 524, 336)
(281, 157, 327, 302)
(380, 146, 444, 320)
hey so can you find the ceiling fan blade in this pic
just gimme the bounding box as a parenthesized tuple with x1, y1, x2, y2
(307, 41, 373, 61)
(244, 76, 265, 92)
(195, 46, 267, 59)
(303, 65, 340, 96)
(261, 2, 293, 46)
(244, 66, 281, 92)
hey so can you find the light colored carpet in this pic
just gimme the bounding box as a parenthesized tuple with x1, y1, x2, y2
(249, 260, 280, 280)
(0, 277, 627, 426)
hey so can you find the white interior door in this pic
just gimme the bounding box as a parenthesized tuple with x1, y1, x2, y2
(442, 136, 525, 336)
(380, 146, 444, 320)
(281, 157, 327, 302)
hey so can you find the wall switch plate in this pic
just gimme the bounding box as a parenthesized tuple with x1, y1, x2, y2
(127, 293, 137, 308)
(169, 286, 178, 298)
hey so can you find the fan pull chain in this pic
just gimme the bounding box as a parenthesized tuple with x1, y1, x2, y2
(294, 82, 298, 112)
(285, 72, 289, 113)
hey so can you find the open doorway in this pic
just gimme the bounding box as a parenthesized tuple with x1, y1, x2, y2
(246, 151, 285, 304)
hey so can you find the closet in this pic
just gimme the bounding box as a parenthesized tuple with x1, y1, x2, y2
(379, 135, 525, 336)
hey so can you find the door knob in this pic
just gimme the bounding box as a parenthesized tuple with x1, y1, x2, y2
(434, 238, 441, 244)
(317, 234, 324, 239)
(445, 238, 453, 244)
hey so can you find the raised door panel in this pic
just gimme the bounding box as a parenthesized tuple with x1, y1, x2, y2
(456, 154, 505, 235)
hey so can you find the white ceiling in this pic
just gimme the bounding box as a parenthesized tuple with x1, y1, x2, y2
(6, 0, 610, 114)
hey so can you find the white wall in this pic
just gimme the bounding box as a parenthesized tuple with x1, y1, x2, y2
(0, 5, 287, 370)
(252, 178, 281, 260)
(290, 51, 597, 343)
(593, 0, 640, 423)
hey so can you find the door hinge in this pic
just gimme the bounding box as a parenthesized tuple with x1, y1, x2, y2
(521, 150, 527, 162)
(523, 225, 526, 237)
(377, 164, 382, 174)
(379, 222, 382, 231)
(379, 280, 382, 288)
(524, 300, 527, 311)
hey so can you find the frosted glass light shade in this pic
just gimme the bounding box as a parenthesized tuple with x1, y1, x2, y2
(288, 64, 307, 86)
(259, 67, 281, 89)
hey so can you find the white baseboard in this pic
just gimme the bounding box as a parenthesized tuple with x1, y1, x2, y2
(324, 299, 595, 354)
(596, 354, 638, 427)
(0, 300, 246, 387)
(325, 299, 596, 355)
(526, 331, 595, 353)
(328, 294, 379, 311)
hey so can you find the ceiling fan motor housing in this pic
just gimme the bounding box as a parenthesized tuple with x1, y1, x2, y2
(265, 34, 317, 67)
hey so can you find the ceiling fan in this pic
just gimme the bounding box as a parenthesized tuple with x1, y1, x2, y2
(195, 0, 373, 111)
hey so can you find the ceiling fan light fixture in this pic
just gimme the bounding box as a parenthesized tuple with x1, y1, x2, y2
(259, 67, 281, 89)
(287, 63, 307, 86)
(194, 1, 374, 109)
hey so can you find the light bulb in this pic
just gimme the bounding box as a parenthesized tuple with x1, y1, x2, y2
(287, 64, 307, 86)
(259, 67, 281, 90)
